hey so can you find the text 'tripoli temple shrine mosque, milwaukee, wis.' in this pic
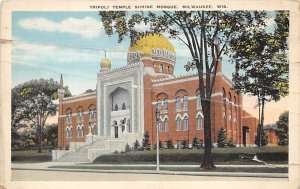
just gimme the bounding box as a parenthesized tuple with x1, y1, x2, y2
(54, 34, 272, 162)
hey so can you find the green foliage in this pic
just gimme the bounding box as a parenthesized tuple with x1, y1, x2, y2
(133, 140, 140, 151)
(125, 143, 131, 152)
(142, 131, 150, 150)
(217, 128, 227, 147)
(192, 136, 203, 149)
(231, 11, 289, 136)
(153, 140, 163, 149)
(181, 140, 189, 149)
(11, 78, 71, 153)
(275, 111, 289, 145)
(255, 125, 269, 147)
(166, 139, 174, 149)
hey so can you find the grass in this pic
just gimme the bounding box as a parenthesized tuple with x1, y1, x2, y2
(93, 146, 288, 165)
(49, 165, 288, 173)
(11, 149, 52, 163)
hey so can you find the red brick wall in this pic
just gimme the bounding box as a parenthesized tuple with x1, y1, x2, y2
(58, 94, 96, 149)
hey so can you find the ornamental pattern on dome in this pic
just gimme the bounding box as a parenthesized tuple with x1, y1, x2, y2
(127, 34, 176, 65)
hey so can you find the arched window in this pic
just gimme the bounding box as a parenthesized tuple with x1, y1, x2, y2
(197, 94, 201, 110)
(157, 100, 162, 110)
(158, 120, 162, 132)
(167, 66, 170, 73)
(76, 126, 80, 137)
(176, 117, 181, 131)
(122, 103, 126, 110)
(88, 110, 92, 121)
(183, 96, 188, 110)
(197, 115, 203, 130)
(183, 116, 188, 131)
(93, 109, 97, 120)
(160, 64, 163, 72)
(88, 123, 92, 134)
(81, 125, 84, 137)
(163, 99, 168, 112)
(164, 118, 168, 132)
(114, 104, 118, 111)
(176, 97, 181, 111)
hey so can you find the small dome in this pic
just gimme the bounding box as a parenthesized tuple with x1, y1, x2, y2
(100, 58, 111, 68)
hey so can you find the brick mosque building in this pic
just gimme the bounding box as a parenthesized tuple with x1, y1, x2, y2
(54, 34, 263, 162)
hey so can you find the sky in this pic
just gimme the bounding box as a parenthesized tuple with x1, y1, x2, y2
(12, 11, 288, 124)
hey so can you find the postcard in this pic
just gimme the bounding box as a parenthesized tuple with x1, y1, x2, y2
(0, 0, 300, 188)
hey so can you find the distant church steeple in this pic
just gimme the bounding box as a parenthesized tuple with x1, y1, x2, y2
(58, 74, 65, 98)
(59, 73, 64, 88)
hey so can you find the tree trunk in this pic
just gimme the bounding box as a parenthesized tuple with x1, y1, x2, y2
(260, 98, 265, 145)
(200, 100, 215, 169)
(37, 126, 42, 153)
(258, 95, 261, 147)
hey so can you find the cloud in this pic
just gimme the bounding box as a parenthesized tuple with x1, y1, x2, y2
(18, 17, 102, 39)
(12, 40, 102, 65)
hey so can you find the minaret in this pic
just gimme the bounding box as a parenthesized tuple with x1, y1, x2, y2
(57, 74, 65, 148)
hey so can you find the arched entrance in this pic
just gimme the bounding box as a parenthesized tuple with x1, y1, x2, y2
(242, 126, 250, 147)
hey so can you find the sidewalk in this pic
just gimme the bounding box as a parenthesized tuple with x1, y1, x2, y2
(12, 162, 288, 178)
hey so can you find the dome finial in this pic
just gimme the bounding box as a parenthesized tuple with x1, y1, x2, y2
(100, 50, 111, 73)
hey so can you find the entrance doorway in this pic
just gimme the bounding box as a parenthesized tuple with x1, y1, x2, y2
(115, 126, 118, 138)
(242, 126, 249, 146)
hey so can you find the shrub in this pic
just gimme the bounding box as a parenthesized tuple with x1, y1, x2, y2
(192, 136, 198, 149)
(153, 140, 163, 149)
(125, 143, 131, 152)
(142, 131, 150, 150)
(133, 140, 140, 151)
(227, 138, 235, 147)
(192, 136, 203, 149)
(181, 140, 189, 149)
(166, 139, 174, 149)
(217, 128, 227, 147)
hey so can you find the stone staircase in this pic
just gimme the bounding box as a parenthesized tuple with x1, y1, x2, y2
(53, 133, 141, 163)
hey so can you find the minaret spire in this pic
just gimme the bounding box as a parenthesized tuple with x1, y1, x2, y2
(59, 73, 63, 88)
(104, 50, 107, 58)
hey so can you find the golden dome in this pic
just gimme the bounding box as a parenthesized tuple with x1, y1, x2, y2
(100, 58, 111, 68)
(128, 34, 175, 54)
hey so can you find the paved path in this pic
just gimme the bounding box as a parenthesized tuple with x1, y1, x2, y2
(12, 169, 288, 181)
(11, 162, 288, 180)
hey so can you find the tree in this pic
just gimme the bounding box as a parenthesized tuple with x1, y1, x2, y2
(142, 131, 150, 150)
(217, 128, 227, 147)
(125, 143, 131, 152)
(192, 136, 203, 149)
(133, 139, 140, 151)
(83, 89, 96, 94)
(43, 124, 58, 148)
(192, 136, 199, 149)
(231, 11, 289, 147)
(12, 78, 71, 153)
(275, 111, 288, 145)
(255, 127, 268, 146)
(99, 11, 270, 169)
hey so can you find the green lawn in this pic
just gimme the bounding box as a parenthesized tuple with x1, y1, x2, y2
(11, 150, 52, 163)
(93, 146, 288, 165)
